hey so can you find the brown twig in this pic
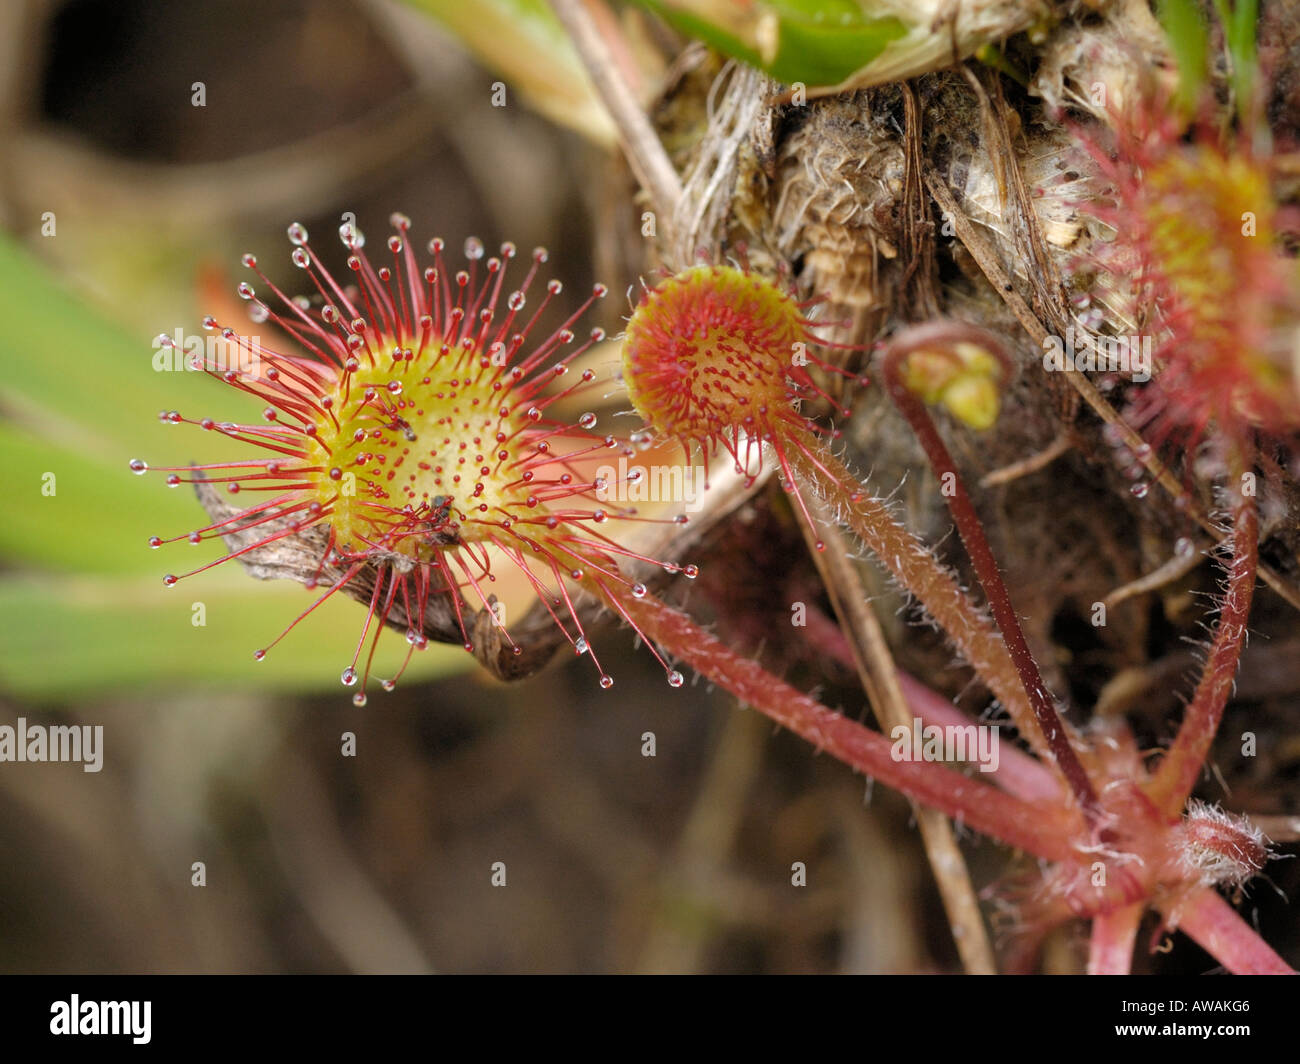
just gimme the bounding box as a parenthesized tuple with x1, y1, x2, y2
(548, 0, 683, 220)
(1102, 545, 1204, 610)
(979, 434, 1071, 488)
(797, 489, 997, 974)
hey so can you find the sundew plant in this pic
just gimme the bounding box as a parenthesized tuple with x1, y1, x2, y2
(123, 0, 1300, 975)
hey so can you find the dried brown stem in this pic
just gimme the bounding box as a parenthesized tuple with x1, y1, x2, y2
(979, 434, 1071, 488)
(548, 0, 682, 219)
(797, 489, 996, 974)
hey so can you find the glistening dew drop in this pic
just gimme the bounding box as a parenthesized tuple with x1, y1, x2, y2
(133, 215, 694, 702)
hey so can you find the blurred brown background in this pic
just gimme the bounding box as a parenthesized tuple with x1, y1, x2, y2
(0, 0, 1295, 974)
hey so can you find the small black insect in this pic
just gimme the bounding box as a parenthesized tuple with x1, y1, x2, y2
(416, 494, 461, 547)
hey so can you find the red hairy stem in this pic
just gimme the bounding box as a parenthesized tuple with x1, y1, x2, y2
(782, 430, 1060, 773)
(1163, 888, 1295, 975)
(598, 583, 1078, 862)
(803, 599, 1060, 802)
(1148, 470, 1259, 815)
(893, 671, 1062, 804)
(881, 324, 1102, 827)
(1087, 903, 1143, 975)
